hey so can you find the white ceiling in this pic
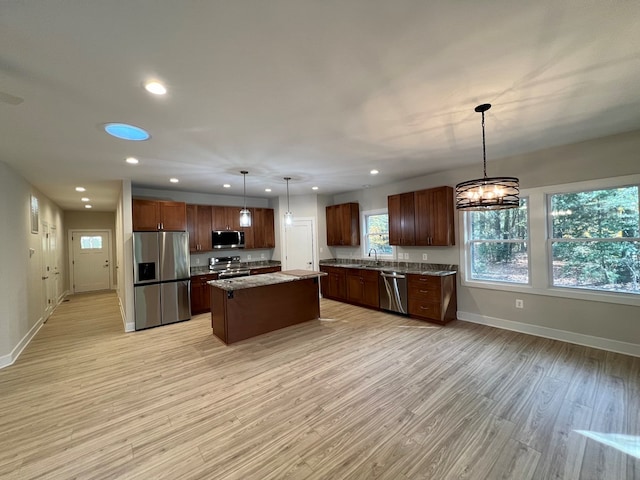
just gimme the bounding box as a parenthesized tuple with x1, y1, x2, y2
(1, 1, 639, 211)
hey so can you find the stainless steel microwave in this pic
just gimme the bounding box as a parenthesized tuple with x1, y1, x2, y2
(212, 230, 245, 249)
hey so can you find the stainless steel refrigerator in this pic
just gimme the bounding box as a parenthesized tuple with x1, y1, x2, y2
(133, 232, 191, 330)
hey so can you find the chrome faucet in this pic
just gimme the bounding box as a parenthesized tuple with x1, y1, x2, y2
(368, 248, 378, 263)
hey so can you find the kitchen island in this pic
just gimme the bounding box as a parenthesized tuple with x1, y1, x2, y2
(208, 270, 326, 344)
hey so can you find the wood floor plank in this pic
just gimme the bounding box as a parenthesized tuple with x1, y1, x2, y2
(0, 292, 638, 479)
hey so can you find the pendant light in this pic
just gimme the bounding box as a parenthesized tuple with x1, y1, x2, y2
(284, 177, 293, 226)
(455, 104, 520, 210)
(239, 170, 251, 227)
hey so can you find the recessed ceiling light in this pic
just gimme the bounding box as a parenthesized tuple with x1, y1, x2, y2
(85, 205, 92, 209)
(144, 81, 167, 95)
(265, 188, 272, 192)
(75, 187, 86, 192)
(169, 178, 179, 183)
(312, 186, 319, 190)
(125, 157, 139, 165)
(370, 169, 379, 175)
(81, 197, 90, 202)
(104, 123, 150, 141)
(223, 184, 231, 188)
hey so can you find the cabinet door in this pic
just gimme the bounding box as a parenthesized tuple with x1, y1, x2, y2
(242, 208, 255, 249)
(186, 204, 198, 251)
(132, 199, 160, 231)
(326, 205, 340, 246)
(339, 203, 360, 246)
(159, 201, 187, 231)
(388, 193, 415, 245)
(196, 205, 213, 250)
(415, 186, 454, 246)
(211, 206, 227, 230)
(225, 206, 241, 231)
(253, 208, 275, 248)
(346, 272, 364, 304)
(361, 272, 379, 308)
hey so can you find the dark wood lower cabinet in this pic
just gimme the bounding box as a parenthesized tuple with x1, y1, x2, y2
(210, 277, 320, 344)
(190, 274, 218, 314)
(320, 266, 379, 309)
(346, 268, 379, 308)
(407, 273, 457, 324)
(319, 266, 347, 300)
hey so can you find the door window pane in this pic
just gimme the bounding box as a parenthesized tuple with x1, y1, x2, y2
(80, 236, 103, 249)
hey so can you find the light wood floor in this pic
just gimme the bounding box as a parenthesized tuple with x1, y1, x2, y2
(1, 292, 638, 479)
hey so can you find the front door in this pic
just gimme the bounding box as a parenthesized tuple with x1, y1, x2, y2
(284, 219, 315, 271)
(71, 230, 111, 293)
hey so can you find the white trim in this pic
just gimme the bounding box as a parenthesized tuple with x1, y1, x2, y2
(0, 316, 45, 370)
(457, 311, 640, 358)
(120, 297, 135, 332)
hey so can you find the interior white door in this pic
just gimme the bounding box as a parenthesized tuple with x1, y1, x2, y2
(284, 219, 314, 271)
(72, 231, 111, 293)
(50, 225, 61, 302)
(41, 222, 54, 319)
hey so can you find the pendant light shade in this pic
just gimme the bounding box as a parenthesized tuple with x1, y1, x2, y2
(455, 104, 520, 210)
(239, 170, 251, 227)
(284, 177, 293, 226)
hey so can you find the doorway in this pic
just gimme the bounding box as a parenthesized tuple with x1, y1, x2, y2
(283, 218, 315, 271)
(69, 230, 112, 293)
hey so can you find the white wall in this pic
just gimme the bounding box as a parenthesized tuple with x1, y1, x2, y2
(0, 161, 64, 368)
(330, 130, 640, 354)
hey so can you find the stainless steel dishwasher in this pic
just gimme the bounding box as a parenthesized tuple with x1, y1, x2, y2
(378, 270, 408, 314)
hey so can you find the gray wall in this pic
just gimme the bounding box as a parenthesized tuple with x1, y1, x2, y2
(0, 161, 65, 367)
(331, 130, 640, 351)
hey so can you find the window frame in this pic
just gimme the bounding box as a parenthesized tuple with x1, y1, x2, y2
(361, 208, 394, 259)
(463, 196, 531, 287)
(460, 174, 640, 307)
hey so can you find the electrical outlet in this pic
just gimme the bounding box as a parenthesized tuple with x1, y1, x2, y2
(404, 253, 409, 260)
(515, 299, 524, 309)
(422, 253, 428, 261)
(320, 247, 324, 253)
(247, 254, 251, 260)
(261, 253, 265, 259)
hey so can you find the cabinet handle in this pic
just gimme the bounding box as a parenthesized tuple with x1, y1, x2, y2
(419, 278, 428, 282)
(419, 289, 429, 293)
(419, 305, 430, 310)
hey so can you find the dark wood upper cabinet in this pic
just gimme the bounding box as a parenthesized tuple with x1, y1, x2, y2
(253, 208, 275, 249)
(388, 192, 416, 246)
(193, 204, 275, 251)
(414, 186, 455, 246)
(326, 203, 360, 246)
(132, 199, 187, 231)
(388, 186, 454, 247)
(187, 204, 213, 252)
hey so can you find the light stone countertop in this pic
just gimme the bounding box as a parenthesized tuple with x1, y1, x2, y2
(208, 271, 326, 291)
(319, 260, 457, 276)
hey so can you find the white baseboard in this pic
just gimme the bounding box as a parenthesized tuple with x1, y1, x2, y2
(0, 316, 45, 369)
(118, 296, 135, 332)
(457, 311, 640, 358)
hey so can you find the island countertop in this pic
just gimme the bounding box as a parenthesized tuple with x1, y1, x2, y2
(208, 270, 326, 291)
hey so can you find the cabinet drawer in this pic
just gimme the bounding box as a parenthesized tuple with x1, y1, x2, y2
(408, 275, 441, 298)
(408, 299, 441, 319)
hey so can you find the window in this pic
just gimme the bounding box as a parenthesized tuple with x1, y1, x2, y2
(363, 211, 392, 257)
(466, 198, 529, 284)
(549, 185, 639, 294)
(80, 236, 103, 250)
